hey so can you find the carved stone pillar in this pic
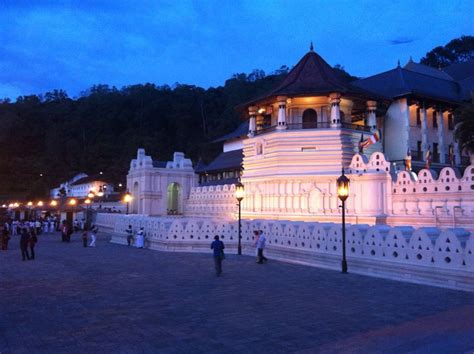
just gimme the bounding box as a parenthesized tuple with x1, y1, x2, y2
(437, 106, 446, 164)
(366, 100, 377, 131)
(420, 103, 429, 161)
(329, 93, 341, 128)
(277, 96, 287, 130)
(248, 106, 257, 137)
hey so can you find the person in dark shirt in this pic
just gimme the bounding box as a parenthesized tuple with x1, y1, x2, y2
(20, 229, 30, 261)
(29, 229, 38, 260)
(210, 235, 225, 276)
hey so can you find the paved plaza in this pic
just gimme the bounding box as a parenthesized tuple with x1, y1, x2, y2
(1, 232, 473, 354)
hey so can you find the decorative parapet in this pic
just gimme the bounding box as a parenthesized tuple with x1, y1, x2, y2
(348, 152, 392, 174)
(185, 183, 237, 218)
(104, 214, 474, 291)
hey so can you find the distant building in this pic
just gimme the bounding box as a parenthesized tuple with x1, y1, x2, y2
(50, 173, 114, 199)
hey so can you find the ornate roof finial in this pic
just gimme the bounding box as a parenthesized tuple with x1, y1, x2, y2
(397, 59, 401, 67)
(310, 41, 314, 52)
(409, 56, 413, 63)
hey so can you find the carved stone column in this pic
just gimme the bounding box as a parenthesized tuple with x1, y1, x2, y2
(329, 93, 341, 128)
(420, 103, 429, 160)
(248, 106, 257, 137)
(366, 100, 377, 131)
(277, 96, 287, 130)
(437, 106, 446, 164)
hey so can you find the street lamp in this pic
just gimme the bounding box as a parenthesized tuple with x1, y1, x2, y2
(87, 190, 95, 199)
(50, 200, 58, 207)
(97, 186, 104, 197)
(235, 182, 245, 255)
(69, 198, 77, 206)
(123, 191, 132, 215)
(336, 167, 350, 274)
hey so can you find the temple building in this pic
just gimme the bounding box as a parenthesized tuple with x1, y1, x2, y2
(127, 46, 474, 230)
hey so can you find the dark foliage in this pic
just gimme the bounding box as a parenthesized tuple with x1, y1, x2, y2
(454, 96, 474, 155)
(0, 70, 287, 199)
(420, 35, 474, 68)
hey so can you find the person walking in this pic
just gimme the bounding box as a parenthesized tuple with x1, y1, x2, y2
(125, 225, 133, 246)
(1, 228, 10, 250)
(253, 230, 260, 263)
(256, 230, 268, 264)
(20, 228, 31, 261)
(29, 229, 38, 260)
(89, 225, 98, 247)
(82, 228, 88, 247)
(210, 235, 225, 276)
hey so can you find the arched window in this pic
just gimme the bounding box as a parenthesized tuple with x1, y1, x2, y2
(167, 183, 181, 215)
(302, 109, 317, 129)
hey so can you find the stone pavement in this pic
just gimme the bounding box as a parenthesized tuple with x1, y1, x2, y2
(1, 232, 473, 354)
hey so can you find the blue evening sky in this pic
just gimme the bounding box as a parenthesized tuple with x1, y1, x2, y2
(1, 0, 473, 100)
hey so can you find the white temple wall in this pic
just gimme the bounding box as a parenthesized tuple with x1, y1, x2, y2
(96, 213, 474, 291)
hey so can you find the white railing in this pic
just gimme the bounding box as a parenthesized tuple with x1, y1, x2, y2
(104, 214, 474, 291)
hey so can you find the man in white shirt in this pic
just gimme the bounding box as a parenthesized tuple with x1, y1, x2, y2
(256, 230, 268, 264)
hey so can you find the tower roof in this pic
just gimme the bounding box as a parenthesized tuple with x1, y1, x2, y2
(268, 50, 351, 96)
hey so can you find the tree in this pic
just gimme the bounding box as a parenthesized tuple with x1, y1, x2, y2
(420, 35, 474, 68)
(454, 97, 474, 162)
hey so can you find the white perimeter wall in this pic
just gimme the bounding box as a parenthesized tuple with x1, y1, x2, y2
(96, 213, 474, 292)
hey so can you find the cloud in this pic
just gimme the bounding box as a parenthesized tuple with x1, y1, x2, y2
(388, 37, 417, 45)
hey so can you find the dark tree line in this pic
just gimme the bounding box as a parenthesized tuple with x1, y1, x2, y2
(0, 69, 288, 199)
(420, 35, 474, 68)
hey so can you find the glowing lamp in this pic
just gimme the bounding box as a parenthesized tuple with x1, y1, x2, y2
(123, 192, 132, 203)
(87, 191, 95, 199)
(235, 182, 245, 202)
(27, 201, 33, 207)
(37, 201, 44, 207)
(336, 169, 350, 202)
(69, 199, 77, 206)
(97, 186, 104, 197)
(84, 198, 91, 205)
(50, 200, 58, 207)
(13, 203, 20, 208)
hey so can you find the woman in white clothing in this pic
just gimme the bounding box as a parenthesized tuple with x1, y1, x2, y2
(89, 225, 98, 247)
(135, 227, 145, 248)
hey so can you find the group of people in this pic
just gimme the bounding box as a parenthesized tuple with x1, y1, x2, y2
(211, 229, 268, 276)
(2, 220, 39, 260)
(125, 225, 146, 248)
(1, 216, 101, 260)
(7, 217, 59, 237)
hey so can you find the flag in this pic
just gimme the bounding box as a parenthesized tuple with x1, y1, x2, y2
(425, 147, 431, 169)
(449, 144, 455, 167)
(405, 149, 412, 171)
(359, 129, 381, 150)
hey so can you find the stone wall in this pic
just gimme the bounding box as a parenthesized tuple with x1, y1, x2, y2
(96, 213, 474, 292)
(184, 183, 237, 218)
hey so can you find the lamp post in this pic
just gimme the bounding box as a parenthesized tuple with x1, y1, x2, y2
(123, 191, 132, 215)
(336, 168, 350, 274)
(235, 182, 245, 255)
(86, 191, 95, 229)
